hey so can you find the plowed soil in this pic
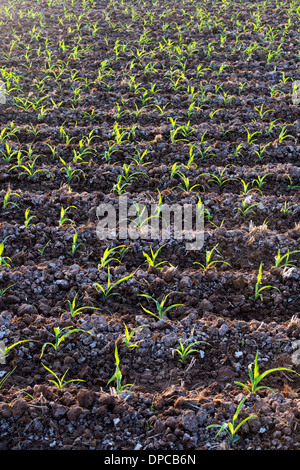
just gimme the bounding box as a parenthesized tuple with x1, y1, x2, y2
(0, 0, 299, 452)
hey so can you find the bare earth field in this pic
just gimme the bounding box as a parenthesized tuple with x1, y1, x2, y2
(0, 0, 300, 453)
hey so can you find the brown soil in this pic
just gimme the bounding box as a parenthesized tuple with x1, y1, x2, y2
(0, 0, 299, 452)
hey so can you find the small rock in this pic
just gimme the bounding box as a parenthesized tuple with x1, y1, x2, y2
(67, 406, 84, 421)
(219, 323, 230, 336)
(154, 419, 166, 433)
(161, 333, 178, 347)
(77, 389, 95, 408)
(178, 276, 193, 290)
(199, 299, 213, 312)
(52, 403, 67, 419)
(182, 410, 198, 432)
(12, 398, 29, 419)
(282, 267, 299, 281)
(17, 304, 38, 316)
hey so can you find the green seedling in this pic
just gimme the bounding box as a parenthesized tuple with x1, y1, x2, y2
(286, 176, 300, 190)
(174, 171, 201, 193)
(0, 142, 20, 162)
(240, 179, 262, 195)
(206, 166, 236, 189)
(252, 173, 273, 189)
(139, 292, 183, 320)
(124, 201, 159, 231)
(220, 123, 233, 138)
(10, 156, 52, 179)
(281, 201, 295, 218)
(143, 244, 173, 269)
(93, 267, 135, 303)
(98, 245, 127, 268)
(107, 344, 134, 393)
(45, 144, 58, 160)
(170, 162, 182, 179)
(127, 149, 151, 166)
(272, 249, 300, 269)
(38, 240, 51, 256)
(112, 175, 130, 195)
(244, 127, 261, 144)
(232, 143, 245, 158)
(234, 350, 300, 395)
(67, 231, 83, 256)
(59, 157, 85, 187)
(59, 206, 77, 226)
(42, 363, 85, 390)
(266, 119, 279, 136)
(254, 104, 274, 119)
(209, 108, 223, 119)
(172, 339, 210, 362)
(2, 190, 20, 209)
(206, 396, 257, 444)
(253, 142, 272, 161)
(0, 237, 11, 267)
(238, 81, 249, 95)
(0, 340, 33, 359)
(66, 292, 98, 317)
(24, 207, 36, 227)
(40, 326, 93, 358)
(122, 323, 149, 350)
(0, 284, 14, 297)
(235, 200, 258, 217)
(194, 244, 231, 270)
(0, 367, 16, 390)
(249, 263, 280, 301)
(103, 142, 119, 164)
(278, 125, 296, 143)
(121, 164, 147, 183)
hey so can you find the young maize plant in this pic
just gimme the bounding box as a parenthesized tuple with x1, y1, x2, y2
(234, 350, 300, 395)
(0, 367, 16, 390)
(93, 267, 135, 303)
(67, 231, 84, 257)
(194, 244, 231, 270)
(142, 244, 173, 270)
(59, 157, 85, 190)
(0, 284, 14, 297)
(206, 166, 236, 189)
(0, 339, 34, 360)
(272, 249, 300, 269)
(40, 326, 93, 358)
(66, 292, 99, 317)
(122, 323, 149, 350)
(24, 207, 36, 227)
(42, 363, 85, 390)
(281, 201, 295, 218)
(240, 179, 262, 196)
(107, 344, 134, 393)
(0, 237, 11, 267)
(172, 339, 210, 362)
(98, 245, 128, 268)
(235, 200, 258, 218)
(206, 396, 257, 444)
(58, 206, 77, 226)
(139, 292, 183, 320)
(2, 189, 20, 209)
(10, 156, 53, 180)
(249, 263, 280, 301)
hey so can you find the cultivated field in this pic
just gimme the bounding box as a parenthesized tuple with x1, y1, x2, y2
(0, 0, 300, 451)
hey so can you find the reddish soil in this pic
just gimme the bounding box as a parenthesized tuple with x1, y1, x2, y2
(0, 0, 299, 452)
